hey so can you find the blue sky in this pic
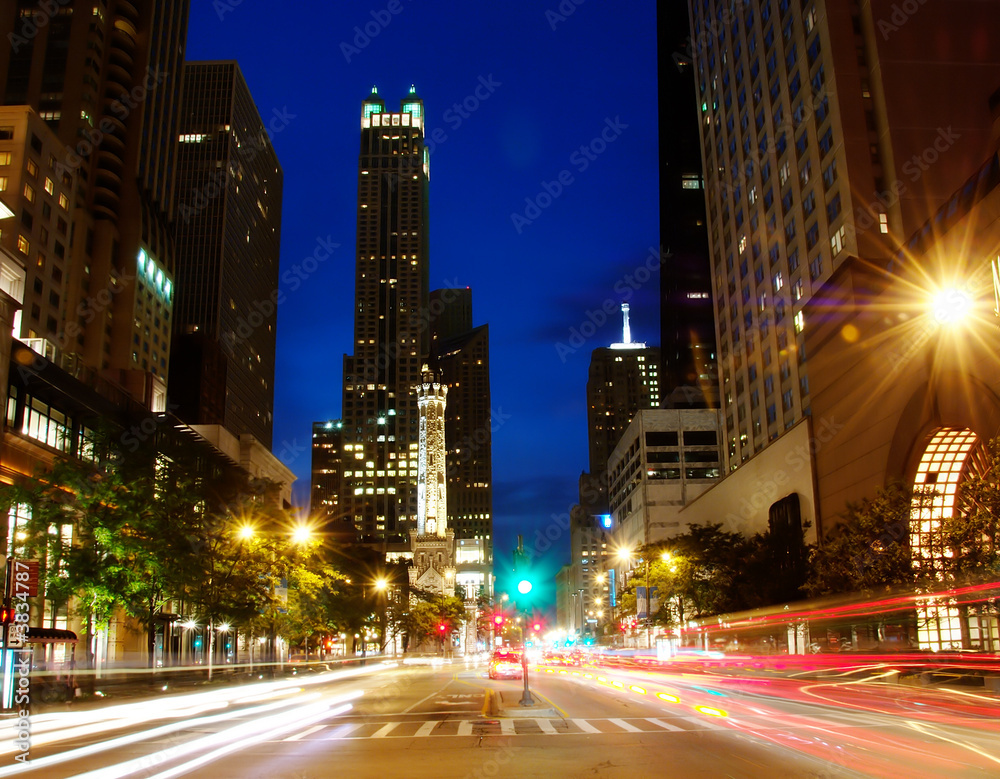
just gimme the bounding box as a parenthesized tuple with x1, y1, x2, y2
(186, 0, 662, 603)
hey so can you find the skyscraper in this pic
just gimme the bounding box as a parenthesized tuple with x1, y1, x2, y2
(658, 0, 719, 410)
(687, 0, 1000, 472)
(429, 288, 493, 544)
(0, 0, 190, 410)
(170, 61, 283, 447)
(585, 304, 661, 511)
(341, 87, 430, 542)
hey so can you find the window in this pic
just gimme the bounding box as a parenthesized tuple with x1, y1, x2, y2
(0, 152, 11, 166)
(792, 278, 804, 302)
(43, 177, 54, 195)
(773, 272, 784, 292)
(819, 128, 834, 157)
(782, 389, 794, 411)
(0, 175, 6, 191)
(879, 213, 889, 234)
(16, 235, 28, 255)
(779, 160, 791, 186)
(794, 311, 805, 333)
(23, 182, 34, 203)
(823, 160, 838, 190)
(805, 222, 820, 250)
(58, 193, 69, 210)
(810, 256, 823, 280)
(830, 224, 847, 256)
(767, 404, 777, 424)
(25, 159, 38, 178)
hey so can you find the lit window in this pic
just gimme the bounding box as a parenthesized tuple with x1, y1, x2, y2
(17, 235, 29, 255)
(23, 183, 34, 203)
(43, 177, 54, 195)
(26, 159, 37, 177)
(0, 176, 6, 191)
(58, 193, 69, 210)
(0, 152, 11, 166)
(794, 311, 805, 333)
(879, 213, 889, 234)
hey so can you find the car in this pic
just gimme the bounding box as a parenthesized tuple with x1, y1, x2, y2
(488, 648, 523, 680)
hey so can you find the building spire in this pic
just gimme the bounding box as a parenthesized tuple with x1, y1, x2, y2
(622, 302, 632, 345)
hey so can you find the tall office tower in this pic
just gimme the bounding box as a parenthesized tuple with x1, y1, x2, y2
(311, 420, 344, 532)
(687, 0, 1000, 471)
(585, 304, 661, 512)
(341, 87, 430, 542)
(170, 62, 283, 447)
(429, 288, 493, 544)
(657, 1, 719, 410)
(0, 1, 189, 410)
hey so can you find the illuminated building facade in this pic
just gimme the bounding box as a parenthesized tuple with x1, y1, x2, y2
(687, 0, 1000, 473)
(341, 87, 430, 542)
(0, 0, 190, 410)
(170, 61, 283, 447)
(311, 420, 346, 534)
(586, 304, 661, 512)
(429, 288, 493, 552)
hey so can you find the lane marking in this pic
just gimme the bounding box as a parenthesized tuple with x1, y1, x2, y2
(608, 718, 642, 733)
(573, 719, 601, 733)
(414, 721, 438, 737)
(283, 725, 326, 742)
(646, 718, 683, 732)
(536, 718, 557, 734)
(500, 719, 516, 736)
(324, 723, 363, 740)
(457, 721, 473, 736)
(372, 722, 401, 738)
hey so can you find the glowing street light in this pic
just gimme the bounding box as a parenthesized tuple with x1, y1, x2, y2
(292, 525, 313, 544)
(932, 288, 973, 325)
(238, 524, 255, 540)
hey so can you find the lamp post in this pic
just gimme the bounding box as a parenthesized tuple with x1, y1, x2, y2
(374, 577, 389, 655)
(517, 579, 535, 706)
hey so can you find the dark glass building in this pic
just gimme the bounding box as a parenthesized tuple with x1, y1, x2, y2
(341, 87, 430, 542)
(170, 61, 283, 447)
(657, 0, 719, 410)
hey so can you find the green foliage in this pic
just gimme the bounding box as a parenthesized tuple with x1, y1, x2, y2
(402, 593, 466, 644)
(805, 483, 915, 597)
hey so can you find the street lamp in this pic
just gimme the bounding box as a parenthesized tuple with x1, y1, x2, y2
(373, 577, 390, 655)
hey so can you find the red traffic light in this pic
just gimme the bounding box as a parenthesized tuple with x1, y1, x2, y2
(493, 615, 504, 626)
(0, 607, 14, 625)
(438, 623, 447, 633)
(532, 622, 541, 632)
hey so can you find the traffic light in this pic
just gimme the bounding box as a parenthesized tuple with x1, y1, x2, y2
(0, 606, 13, 625)
(517, 580, 532, 595)
(532, 622, 541, 632)
(438, 623, 447, 634)
(493, 614, 504, 627)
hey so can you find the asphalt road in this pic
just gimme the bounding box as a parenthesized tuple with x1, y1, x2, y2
(2, 656, 999, 778)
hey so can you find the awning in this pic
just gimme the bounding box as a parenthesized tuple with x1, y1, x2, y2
(23, 628, 78, 643)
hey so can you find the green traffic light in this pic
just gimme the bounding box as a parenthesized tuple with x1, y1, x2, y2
(517, 580, 532, 594)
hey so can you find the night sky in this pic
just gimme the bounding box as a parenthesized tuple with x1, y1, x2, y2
(185, 1, 662, 604)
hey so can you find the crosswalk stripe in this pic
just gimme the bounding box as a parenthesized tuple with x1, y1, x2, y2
(500, 719, 516, 736)
(607, 718, 642, 733)
(324, 723, 363, 740)
(414, 721, 438, 737)
(457, 721, 473, 736)
(283, 725, 325, 742)
(646, 718, 683, 732)
(372, 722, 401, 738)
(573, 719, 601, 733)
(536, 718, 557, 734)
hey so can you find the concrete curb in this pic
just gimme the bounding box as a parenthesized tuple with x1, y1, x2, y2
(495, 689, 558, 719)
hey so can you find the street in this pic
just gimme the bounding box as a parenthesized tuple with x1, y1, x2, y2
(3, 656, 999, 777)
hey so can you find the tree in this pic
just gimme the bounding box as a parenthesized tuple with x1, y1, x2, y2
(402, 593, 466, 651)
(806, 483, 916, 597)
